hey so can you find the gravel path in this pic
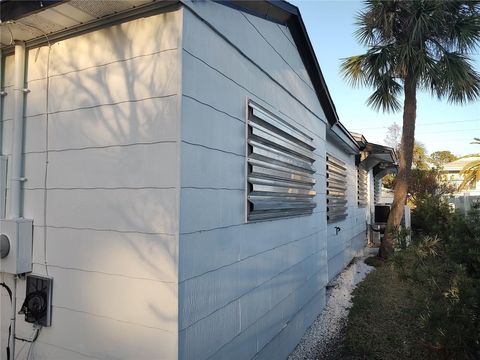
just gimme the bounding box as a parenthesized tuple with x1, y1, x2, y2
(288, 253, 375, 360)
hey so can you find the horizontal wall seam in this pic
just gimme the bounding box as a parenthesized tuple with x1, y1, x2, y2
(253, 286, 324, 358)
(52, 305, 175, 333)
(206, 271, 325, 359)
(23, 186, 241, 191)
(6, 93, 178, 118)
(182, 140, 245, 158)
(24, 186, 177, 191)
(183, 48, 324, 139)
(180, 229, 323, 282)
(25, 47, 178, 83)
(240, 12, 315, 93)
(182, 5, 328, 130)
(180, 248, 324, 331)
(327, 250, 348, 262)
(183, 187, 243, 191)
(17, 140, 177, 154)
(31, 263, 176, 284)
(35, 225, 176, 237)
(32, 340, 102, 360)
(276, 24, 297, 49)
(2, 92, 177, 123)
(182, 94, 245, 124)
(180, 213, 325, 235)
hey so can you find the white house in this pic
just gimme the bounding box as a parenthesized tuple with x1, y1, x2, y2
(0, 1, 397, 360)
(442, 157, 480, 194)
(442, 157, 480, 212)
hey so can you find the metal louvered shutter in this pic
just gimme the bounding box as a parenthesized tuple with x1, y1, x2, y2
(357, 167, 368, 207)
(246, 101, 317, 221)
(374, 178, 381, 204)
(326, 154, 347, 223)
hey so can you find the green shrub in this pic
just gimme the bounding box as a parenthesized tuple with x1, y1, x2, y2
(393, 235, 480, 359)
(447, 207, 480, 279)
(411, 196, 454, 239)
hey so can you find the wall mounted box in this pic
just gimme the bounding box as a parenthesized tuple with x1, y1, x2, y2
(0, 218, 33, 274)
(21, 274, 53, 327)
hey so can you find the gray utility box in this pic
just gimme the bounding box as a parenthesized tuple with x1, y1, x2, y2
(0, 218, 33, 274)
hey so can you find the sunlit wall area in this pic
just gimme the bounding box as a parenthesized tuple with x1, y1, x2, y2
(0, 7, 183, 360)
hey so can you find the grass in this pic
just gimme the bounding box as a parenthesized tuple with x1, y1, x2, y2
(344, 260, 429, 360)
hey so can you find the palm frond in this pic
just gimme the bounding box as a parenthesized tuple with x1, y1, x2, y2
(340, 55, 369, 88)
(365, 75, 402, 112)
(459, 159, 480, 190)
(450, 14, 480, 53)
(429, 52, 480, 104)
(343, 0, 480, 113)
(341, 46, 401, 113)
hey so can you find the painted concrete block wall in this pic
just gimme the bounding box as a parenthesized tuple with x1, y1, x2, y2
(1, 9, 182, 360)
(178, 2, 329, 359)
(326, 141, 367, 282)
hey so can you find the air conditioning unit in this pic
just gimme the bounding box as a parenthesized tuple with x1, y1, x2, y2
(374, 204, 391, 224)
(0, 218, 33, 274)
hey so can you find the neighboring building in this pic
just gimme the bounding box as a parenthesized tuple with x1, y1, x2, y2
(442, 157, 480, 194)
(442, 157, 480, 212)
(0, 1, 397, 360)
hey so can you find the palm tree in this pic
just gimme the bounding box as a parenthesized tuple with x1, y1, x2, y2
(460, 138, 480, 190)
(341, 0, 480, 259)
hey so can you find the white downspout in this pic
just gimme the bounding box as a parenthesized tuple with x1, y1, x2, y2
(10, 41, 26, 219)
(9, 40, 27, 360)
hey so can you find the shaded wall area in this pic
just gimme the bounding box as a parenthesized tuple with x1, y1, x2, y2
(326, 141, 367, 282)
(178, 2, 329, 359)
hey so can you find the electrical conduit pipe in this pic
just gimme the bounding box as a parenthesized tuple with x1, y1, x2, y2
(9, 40, 27, 360)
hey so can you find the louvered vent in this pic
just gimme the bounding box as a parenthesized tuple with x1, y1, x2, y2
(326, 154, 347, 223)
(247, 101, 316, 221)
(357, 167, 368, 207)
(374, 178, 381, 204)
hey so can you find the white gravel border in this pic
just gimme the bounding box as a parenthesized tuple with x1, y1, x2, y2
(288, 254, 375, 360)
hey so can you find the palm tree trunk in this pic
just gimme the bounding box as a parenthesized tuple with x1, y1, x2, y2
(378, 74, 417, 259)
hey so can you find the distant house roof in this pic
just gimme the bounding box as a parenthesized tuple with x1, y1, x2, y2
(443, 157, 480, 171)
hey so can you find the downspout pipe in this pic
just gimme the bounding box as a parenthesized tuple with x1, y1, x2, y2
(9, 40, 27, 360)
(10, 41, 26, 219)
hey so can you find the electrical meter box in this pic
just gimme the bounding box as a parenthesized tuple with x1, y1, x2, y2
(0, 218, 33, 274)
(21, 274, 53, 327)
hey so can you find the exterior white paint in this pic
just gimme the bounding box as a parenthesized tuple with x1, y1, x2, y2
(1, 8, 183, 360)
(442, 157, 480, 195)
(0, 2, 375, 360)
(326, 140, 367, 282)
(442, 157, 480, 212)
(178, 2, 328, 359)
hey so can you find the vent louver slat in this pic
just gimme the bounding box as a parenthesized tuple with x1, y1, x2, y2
(374, 178, 381, 204)
(358, 167, 368, 207)
(247, 101, 316, 221)
(326, 154, 347, 223)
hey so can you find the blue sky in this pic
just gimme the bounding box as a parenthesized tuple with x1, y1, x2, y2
(290, 0, 480, 157)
